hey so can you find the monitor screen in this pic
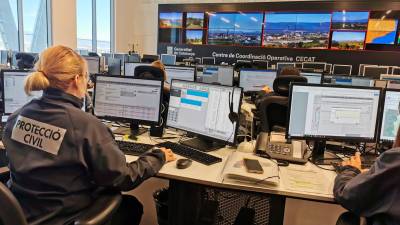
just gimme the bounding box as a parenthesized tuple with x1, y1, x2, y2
(83, 56, 100, 74)
(302, 62, 326, 71)
(199, 66, 234, 86)
(114, 53, 128, 63)
(108, 58, 121, 76)
(161, 54, 176, 65)
(276, 63, 295, 71)
(166, 80, 242, 144)
(202, 57, 215, 65)
(392, 67, 400, 75)
(287, 84, 381, 142)
(364, 66, 389, 79)
(380, 74, 400, 82)
(330, 76, 374, 87)
(380, 90, 400, 142)
(2, 70, 43, 114)
(127, 54, 141, 63)
(93, 76, 162, 123)
(164, 66, 196, 83)
(124, 62, 150, 76)
(301, 72, 322, 84)
(239, 69, 277, 92)
(102, 53, 112, 65)
(0, 51, 7, 64)
(333, 65, 352, 76)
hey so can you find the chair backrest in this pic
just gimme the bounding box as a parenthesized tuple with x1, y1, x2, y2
(258, 96, 289, 133)
(0, 182, 28, 225)
(134, 65, 165, 81)
(273, 75, 307, 97)
(233, 61, 253, 72)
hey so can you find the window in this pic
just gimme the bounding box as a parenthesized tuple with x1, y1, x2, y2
(0, 0, 19, 50)
(77, 0, 114, 53)
(0, 0, 51, 52)
(22, 0, 50, 52)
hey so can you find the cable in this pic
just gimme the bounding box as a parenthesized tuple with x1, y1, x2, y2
(254, 175, 280, 185)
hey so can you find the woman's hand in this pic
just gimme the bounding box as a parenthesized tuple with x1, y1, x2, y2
(160, 148, 176, 162)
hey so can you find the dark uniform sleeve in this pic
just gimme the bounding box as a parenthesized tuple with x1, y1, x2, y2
(333, 150, 400, 217)
(83, 127, 166, 192)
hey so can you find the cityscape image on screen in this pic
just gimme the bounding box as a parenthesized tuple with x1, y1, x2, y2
(331, 31, 366, 50)
(186, 13, 204, 29)
(159, 12, 183, 28)
(263, 13, 331, 49)
(331, 11, 369, 30)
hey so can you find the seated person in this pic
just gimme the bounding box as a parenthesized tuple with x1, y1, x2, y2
(151, 60, 170, 93)
(334, 127, 400, 224)
(2, 45, 176, 225)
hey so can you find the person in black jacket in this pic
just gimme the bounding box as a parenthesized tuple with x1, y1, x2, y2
(2, 45, 175, 225)
(334, 128, 400, 225)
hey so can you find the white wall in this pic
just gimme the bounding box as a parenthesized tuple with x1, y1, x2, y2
(51, 0, 77, 48)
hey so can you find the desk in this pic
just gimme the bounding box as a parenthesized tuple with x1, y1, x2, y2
(122, 128, 337, 225)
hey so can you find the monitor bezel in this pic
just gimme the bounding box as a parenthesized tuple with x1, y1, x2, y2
(300, 72, 323, 85)
(160, 54, 177, 66)
(286, 83, 383, 143)
(332, 64, 352, 76)
(276, 62, 296, 71)
(238, 68, 277, 93)
(83, 56, 101, 75)
(166, 79, 243, 146)
(164, 65, 197, 83)
(322, 74, 374, 87)
(363, 65, 390, 79)
(1, 69, 37, 115)
(201, 57, 216, 65)
(302, 62, 326, 71)
(199, 65, 234, 86)
(92, 74, 163, 126)
(378, 88, 400, 144)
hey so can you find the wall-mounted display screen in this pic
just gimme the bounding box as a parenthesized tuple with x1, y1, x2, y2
(159, 28, 181, 43)
(186, 30, 203, 44)
(263, 12, 331, 49)
(208, 12, 263, 46)
(366, 19, 399, 44)
(186, 13, 204, 29)
(331, 11, 369, 30)
(331, 31, 366, 50)
(159, 12, 183, 28)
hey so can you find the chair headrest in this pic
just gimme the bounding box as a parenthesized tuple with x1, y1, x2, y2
(273, 75, 307, 97)
(15, 53, 37, 69)
(134, 65, 164, 81)
(234, 61, 253, 71)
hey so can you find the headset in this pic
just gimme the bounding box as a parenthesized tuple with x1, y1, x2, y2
(228, 89, 239, 124)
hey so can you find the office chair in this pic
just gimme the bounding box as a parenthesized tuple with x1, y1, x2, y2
(15, 53, 38, 69)
(258, 75, 307, 132)
(141, 54, 159, 63)
(134, 65, 164, 81)
(336, 212, 372, 225)
(0, 182, 122, 225)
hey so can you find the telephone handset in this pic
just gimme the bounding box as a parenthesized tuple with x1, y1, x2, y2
(255, 132, 309, 164)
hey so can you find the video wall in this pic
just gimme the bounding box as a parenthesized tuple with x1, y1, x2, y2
(158, 10, 400, 51)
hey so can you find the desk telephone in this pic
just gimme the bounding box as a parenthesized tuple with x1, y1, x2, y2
(255, 132, 310, 164)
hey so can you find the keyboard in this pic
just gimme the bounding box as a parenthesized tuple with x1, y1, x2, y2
(116, 140, 154, 156)
(156, 141, 222, 165)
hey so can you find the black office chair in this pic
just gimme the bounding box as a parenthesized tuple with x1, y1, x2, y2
(15, 53, 38, 69)
(134, 65, 164, 81)
(141, 54, 159, 63)
(0, 182, 122, 225)
(258, 75, 307, 132)
(233, 61, 253, 73)
(336, 212, 373, 225)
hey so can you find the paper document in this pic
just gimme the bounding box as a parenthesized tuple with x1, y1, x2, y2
(222, 151, 279, 186)
(281, 167, 332, 195)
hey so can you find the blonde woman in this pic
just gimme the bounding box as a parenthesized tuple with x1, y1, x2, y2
(3, 45, 175, 225)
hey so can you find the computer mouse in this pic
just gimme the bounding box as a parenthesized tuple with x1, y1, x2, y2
(176, 158, 192, 169)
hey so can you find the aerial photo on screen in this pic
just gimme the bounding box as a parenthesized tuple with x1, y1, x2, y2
(186, 13, 204, 29)
(159, 12, 183, 28)
(366, 19, 399, 44)
(263, 13, 331, 48)
(382, 108, 400, 140)
(331, 11, 369, 30)
(331, 31, 365, 50)
(207, 12, 263, 46)
(186, 30, 203, 44)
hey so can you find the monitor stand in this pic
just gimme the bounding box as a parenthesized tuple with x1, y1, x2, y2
(128, 121, 147, 140)
(311, 141, 343, 165)
(180, 137, 225, 152)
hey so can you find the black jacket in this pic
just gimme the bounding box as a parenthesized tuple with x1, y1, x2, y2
(3, 88, 165, 225)
(334, 148, 400, 225)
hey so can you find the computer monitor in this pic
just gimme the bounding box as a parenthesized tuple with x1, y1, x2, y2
(78, 49, 89, 56)
(124, 62, 150, 76)
(114, 53, 128, 63)
(392, 67, 400, 75)
(379, 89, 400, 143)
(1, 70, 43, 115)
(380, 74, 400, 82)
(359, 64, 376, 75)
(363, 66, 390, 79)
(287, 83, 381, 144)
(325, 64, 332, 74)
(161, 54, 176, 65)
(164, 66, 196, 83)
(83, 56, 100, 75)
(302, 62, 326, 71)
(276, 62, 295, 71)
(102, 53, 112, 66)
(199, 65, 234, 86)
(328, 75, 374, 87)
(108, 58, 122, 75)
(239, 69, 277, 92)
(333, 64, 352, 76)
(93, 75, 162, 125)
(301, 72, 322, 84)
(202, 57, 215, 65)
(166, 80, 242, 150)
(127, 53, 141, 63)
(141, 54, 159, 63)
(252, 60, 269, 70)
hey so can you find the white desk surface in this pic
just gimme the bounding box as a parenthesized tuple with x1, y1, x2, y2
(122, 129, 337, 203)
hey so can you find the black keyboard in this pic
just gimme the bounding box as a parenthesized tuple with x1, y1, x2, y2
(116, 140, 154, 156)
(157, 141, 222, 165)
